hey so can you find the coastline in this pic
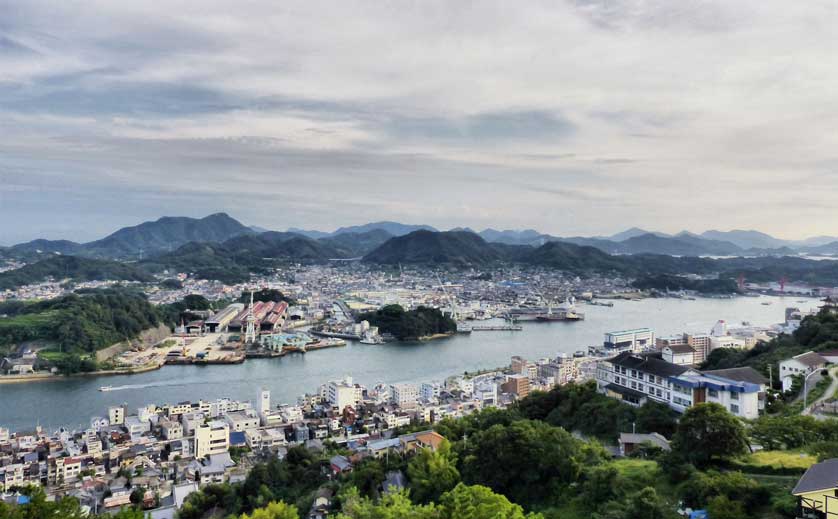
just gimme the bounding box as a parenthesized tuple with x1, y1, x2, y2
(0, 361, 166, 385)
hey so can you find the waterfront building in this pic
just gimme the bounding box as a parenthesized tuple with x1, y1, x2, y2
(603, 328, 655, 353)
(327, 377, 363, 412)
(108, 405, 125, 426)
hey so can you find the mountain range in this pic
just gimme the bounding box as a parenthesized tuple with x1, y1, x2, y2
(6, 213, 838, 288)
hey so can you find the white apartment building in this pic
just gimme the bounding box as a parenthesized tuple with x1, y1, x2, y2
(596, 352, 761, 419)
(604, 328, 655, 353)
(420, 382, 442, 401)
(225, 411, 260, 432)
(391, 383, 419, 407)
(108, 405, 125, 426)
(195, 421, 230, 459)
(328, 377, 363, 411)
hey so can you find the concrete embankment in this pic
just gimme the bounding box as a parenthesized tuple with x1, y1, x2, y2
(95, 324, 171, 363)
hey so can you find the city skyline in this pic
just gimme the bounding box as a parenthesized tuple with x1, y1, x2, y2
(3, 1, 838, 243)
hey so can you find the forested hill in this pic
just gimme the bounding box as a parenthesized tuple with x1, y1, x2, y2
(0, 255, 155, 290)
(362, 230, 508, 265)
(356, 304, 456, 340)
(0, 289, 162, 356)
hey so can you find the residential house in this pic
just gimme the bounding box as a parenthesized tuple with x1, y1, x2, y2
(780, 351, 828, 391)
(792, 458, 838, 517)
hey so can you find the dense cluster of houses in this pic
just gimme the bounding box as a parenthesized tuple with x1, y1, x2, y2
(0, 352, 596, 517)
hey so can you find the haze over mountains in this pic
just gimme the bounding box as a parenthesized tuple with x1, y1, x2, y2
(5, 214, 838, 263)
(5, 213, 838, 290)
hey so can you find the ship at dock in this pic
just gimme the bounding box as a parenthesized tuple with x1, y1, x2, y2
(507, 295, 585, 322)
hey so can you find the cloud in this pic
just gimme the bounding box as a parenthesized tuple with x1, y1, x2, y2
(0, 0, 837, 243)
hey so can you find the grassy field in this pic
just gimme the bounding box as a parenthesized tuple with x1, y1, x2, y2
(732, 450, 817, 477)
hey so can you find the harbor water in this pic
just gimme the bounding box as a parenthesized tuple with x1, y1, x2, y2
(0, 294, 822, 432)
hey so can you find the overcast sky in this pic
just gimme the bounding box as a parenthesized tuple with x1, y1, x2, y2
(2, 1, 838, 244)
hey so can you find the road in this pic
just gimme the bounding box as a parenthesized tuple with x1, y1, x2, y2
(803, 365, 838, 417)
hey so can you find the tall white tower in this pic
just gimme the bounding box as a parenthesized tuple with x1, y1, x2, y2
(257, 388, 270, 415)
(244, 289, 257, 344)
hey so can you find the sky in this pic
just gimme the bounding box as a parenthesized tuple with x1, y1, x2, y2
(2, 1, 838, 244)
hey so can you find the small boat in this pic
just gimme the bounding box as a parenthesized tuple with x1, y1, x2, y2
(99, 386, 113, 392)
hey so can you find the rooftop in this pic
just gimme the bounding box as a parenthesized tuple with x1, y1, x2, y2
(608, 352, 689, 378)
(793, 458, 838, 495)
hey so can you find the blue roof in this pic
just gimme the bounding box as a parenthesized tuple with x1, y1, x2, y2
(17, 496, 30, 505)
(229, 431, 247, 446)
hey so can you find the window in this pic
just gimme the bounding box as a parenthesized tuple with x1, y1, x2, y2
(730, 392, 739, 401)
(708, 389, 719, 398)
(673, 396, 691, 406)
(730, 404, 739, 414)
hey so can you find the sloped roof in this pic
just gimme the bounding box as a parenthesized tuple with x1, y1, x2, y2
(793, 351, 827, 367)
(703, 367, 769, 386)
(793, 458, 838, 495)
(609, 352, 689, 378)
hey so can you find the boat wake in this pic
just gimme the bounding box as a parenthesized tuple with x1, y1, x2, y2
(103, 380, 199, 392)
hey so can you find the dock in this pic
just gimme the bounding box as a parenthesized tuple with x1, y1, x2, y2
(472, 325, 523, 331)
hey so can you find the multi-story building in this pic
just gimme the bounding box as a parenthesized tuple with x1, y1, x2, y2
(603, 328, 655, 354)
(501, 374, 530, 399)
(420, 382, 442, 401)
(391, 383, 419, 408)
(328, 378, 363, 411)
(108, 405, 125, 426)
(225, 411, 260, 433)
(661, 344, 697, 366)
(195, 421, 230, 459)
(160, 419, 184, 440)
(596, 352, 761, 419)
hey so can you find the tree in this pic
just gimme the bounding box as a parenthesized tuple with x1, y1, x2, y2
(672, 403, 748, 467)
(707, 496, 748, 519)
(438, 484, 544, 519)
(580, 465, 620, 507)
(240, 501, 299, 519)
(460, 420, 586, 507)
(407, 440, 461, 504)
(336, 488, 439, 519)
(635, 401, 678, 438)
(622, 487, 670, 519)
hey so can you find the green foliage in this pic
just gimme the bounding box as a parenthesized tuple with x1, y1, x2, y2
(702, 307, 838, 377)
(677, 470, 770, 511)
(0, 255, 155, 290)
(239, 501, 299, 519)
(706, 496, 748, 519)
(750, 414, 838, 449)
(438, 483, 544, 519)
(357, 305, 456, 340)
(407, 440, 460, 504)
(157, 294, 212, 327)
(0, 288, 161, 362)
(336, 488, 438, 519)
(517, 382, 678, 441)
(178, 445, 326, 519)
(459, 419, 589, 507)
(672, 403, 749, 468)
(633, 274, 738, 294)
(239, 289, 294, 305)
